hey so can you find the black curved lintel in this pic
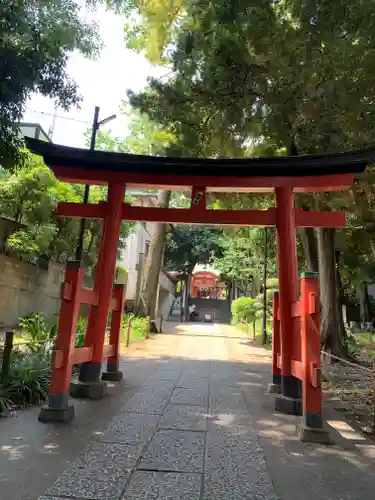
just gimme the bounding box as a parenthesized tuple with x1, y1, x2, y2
(25, 137, 372, 178)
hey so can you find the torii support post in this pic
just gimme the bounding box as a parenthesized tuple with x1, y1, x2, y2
(102, 283, 126, 381)
(71, 182, 126, 399)
(274, 187, 302, 415)
(38, 261, 83, 422)
(298, 272, 331, 443)
(268, 291, 281, 394)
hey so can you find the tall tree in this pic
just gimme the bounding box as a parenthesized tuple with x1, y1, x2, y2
(0, 0, 100, 163)
(164, 225, 223, 274)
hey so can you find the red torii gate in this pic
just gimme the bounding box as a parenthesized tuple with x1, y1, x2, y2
(27, 138, 373, 442)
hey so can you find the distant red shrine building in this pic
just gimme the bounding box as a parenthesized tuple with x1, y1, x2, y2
(190, 271, 225, 298)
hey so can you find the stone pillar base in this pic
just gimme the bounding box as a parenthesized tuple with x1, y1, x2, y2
(102, 370, 123, 382)
(268, 383, 282, 394)
(275, 394, 302, 415)
(70, 379, 107, 399)
(298, 424, 333, 444)
(38, 405, 75, 423)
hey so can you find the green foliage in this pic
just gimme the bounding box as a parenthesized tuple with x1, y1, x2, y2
(75, 316, 88, 348)
(254, 288, 277, 327)
(344, 334, 359, 358)
(18, 313, 57, 343)
(75, 333, 85, 349)
(0, 153, 134, 269)
(16, 312, 56, 357)
(231, 297, 256, 325)
(0, 312, 92, 413)
(76, 316, 88, 334)
(0, 0, 101, 162)
(93, 103, 175, 155)
(116, 264, 128, 284)
(0, 385, 13, 413)
(213, 228, 277, 297)
(164, 225, 223, 274)
(7, 231, 40, 260)
(123, 314, 150, 342)
(6, 355, 51, 406)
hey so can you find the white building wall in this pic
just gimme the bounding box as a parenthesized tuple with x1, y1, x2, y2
(120, 223, 151, 301)
(119, 193, 176, 314)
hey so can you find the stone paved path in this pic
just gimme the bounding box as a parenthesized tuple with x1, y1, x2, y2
(38, 324, 276, 500)
(11, 323, 375, 500)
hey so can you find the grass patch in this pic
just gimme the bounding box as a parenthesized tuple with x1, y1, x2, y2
(353, 332, 375, 362)
(122, 314, 150, 344)
(233, 319, 272, 348)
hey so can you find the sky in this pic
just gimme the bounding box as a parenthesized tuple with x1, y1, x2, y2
(23, 3, 167, 148)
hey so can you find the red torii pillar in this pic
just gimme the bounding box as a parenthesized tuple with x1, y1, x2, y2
(274, 186, 302, 414)
(71, 182, 126, 397)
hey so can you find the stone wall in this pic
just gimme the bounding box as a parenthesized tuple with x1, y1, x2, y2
(0, 255, 64, 329)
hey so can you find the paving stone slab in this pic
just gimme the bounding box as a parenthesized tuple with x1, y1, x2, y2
(39, 497, 68, 500)
(141, 379, 176, 391)
(204, 437, 276, 500)
(181, 369, 210, 378)
(122, 391, 171, 415)
(46, 442, 136, 500)
(152, 369, 182, 381)
(122, 471, 202, 499)
(207, 413, 254, 439)
(170, 388, 208, 406)
(160, 405, 208, 431)
(209, 389, 248, 413)
(139, 430, 205, 473)
(152, 373, 181, 381)
(209, 376, 240, 387)
(177, 377, 209, 389)
(100, 414, 159, 444)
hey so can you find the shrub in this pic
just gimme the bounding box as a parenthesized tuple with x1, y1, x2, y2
(254, 289, 275, 326)
(18, 312, 57, 342)
(0, 313, 89, 414)
(122, 314, 150, 342)
(0, 353, 51, 411)
(231, 297, 256, 325)
(344, 333, 359, 357)
(75, 316, 88, 348)
(0, 385, 13, 413)
(17, 312, 57, 356)
(6, 354, 51, 406)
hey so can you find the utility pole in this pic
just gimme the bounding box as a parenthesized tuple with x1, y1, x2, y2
(75, 106, 116, 263)
(47, 106, 58, 141)
(262, 228, 268, 345)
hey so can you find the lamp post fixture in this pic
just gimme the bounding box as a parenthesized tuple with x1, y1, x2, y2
(262, 227, 268, 345)
(75, 106, 116, 262)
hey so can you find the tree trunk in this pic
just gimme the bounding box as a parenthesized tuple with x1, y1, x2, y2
(300, 228, 319, 272)
(357, 283, 371, 324)
(317, 228, 345, 356)
(335, 250, 347, 337)
(141, 190, 171, 318)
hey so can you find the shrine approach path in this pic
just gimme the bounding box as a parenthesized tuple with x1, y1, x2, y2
(1, 322, 375, 500)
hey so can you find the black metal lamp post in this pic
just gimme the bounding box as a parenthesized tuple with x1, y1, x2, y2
(262, 228, 268, 345)
(75, 106, 116, 263)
